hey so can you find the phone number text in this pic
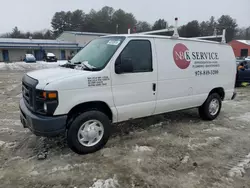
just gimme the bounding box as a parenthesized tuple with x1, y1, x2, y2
(195, 70, 219, 76)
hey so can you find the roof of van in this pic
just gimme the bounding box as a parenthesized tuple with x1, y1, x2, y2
(102, 34, 228, 45)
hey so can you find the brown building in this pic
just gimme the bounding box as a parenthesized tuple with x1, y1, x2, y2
(228, 40, 250, 57)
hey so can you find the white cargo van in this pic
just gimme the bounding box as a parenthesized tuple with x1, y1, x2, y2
(20, 32, 236, 154)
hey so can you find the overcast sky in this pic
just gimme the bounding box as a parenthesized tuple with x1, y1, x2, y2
(0, 0, 249, 34)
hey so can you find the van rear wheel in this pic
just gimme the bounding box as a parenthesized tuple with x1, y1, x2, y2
(67, 111, 111, 154)
(199, 93, 222, 121)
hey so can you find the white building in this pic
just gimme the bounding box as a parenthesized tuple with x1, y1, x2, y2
(0, 38, 80, 62)
(0, 31, 110, 62)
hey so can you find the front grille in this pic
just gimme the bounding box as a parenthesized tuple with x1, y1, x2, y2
(22, 82, 32, 106)
(22, 75, 38, 112)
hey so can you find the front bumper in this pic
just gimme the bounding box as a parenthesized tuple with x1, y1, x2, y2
(19, 98, 67, 137)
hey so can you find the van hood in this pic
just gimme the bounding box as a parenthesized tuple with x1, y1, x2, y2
(27, 67, 89, 88)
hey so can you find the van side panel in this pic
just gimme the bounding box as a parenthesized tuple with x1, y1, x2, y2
(154, 38, 235, 115)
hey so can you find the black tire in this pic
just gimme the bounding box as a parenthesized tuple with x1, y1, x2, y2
(67, 111, 111, 155)
(199, 93, 222, 121)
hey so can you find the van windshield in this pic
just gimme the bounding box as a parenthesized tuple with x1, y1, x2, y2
(70, 36, 125, 70)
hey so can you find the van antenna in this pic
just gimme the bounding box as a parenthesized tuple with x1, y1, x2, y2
(172, 17, 179, 38)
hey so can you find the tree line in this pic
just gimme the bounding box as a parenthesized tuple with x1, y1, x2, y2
(1, 6, 250, 42)
(1, 27, 54, 39)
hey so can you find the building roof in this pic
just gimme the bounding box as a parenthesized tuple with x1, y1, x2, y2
(0, 38, 80, 49)
(236, 40, 250, 45)
(62, 31, 110, 36)
(0, 38, 77, 45)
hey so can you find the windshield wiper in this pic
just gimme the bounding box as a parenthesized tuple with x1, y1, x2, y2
(60, 60, 76, 69)
(60, 60, 99, 71)
(74, 61, 99, 71)
(81, 61, 97, 71)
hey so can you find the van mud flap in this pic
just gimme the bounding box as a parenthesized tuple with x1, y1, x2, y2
(231, 92, 237, 100)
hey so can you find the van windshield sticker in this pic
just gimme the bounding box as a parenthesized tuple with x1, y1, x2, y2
(107, 40, 121, 46)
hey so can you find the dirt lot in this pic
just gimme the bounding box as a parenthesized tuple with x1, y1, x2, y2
(0, 68, 250, 188)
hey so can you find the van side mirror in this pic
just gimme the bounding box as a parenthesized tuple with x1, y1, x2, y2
(115, 56, 133, 74)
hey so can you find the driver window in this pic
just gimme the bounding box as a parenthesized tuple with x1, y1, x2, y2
(120, 40, 153, 73)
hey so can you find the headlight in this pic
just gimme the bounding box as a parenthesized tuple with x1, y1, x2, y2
(35, 90, 58, 115)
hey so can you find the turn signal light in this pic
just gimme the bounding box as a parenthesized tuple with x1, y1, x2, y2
(48, 92, 57, 99)
(42, 91, 57, 99)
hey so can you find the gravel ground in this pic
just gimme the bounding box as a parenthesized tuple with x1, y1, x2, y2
(0, 66, 250, 188)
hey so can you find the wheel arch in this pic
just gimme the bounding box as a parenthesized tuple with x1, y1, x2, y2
(209, 87, 225, 100)
(66, 101, 113, 128)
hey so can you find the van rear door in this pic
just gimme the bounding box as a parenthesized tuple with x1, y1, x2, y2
(111, 38, 157, 122)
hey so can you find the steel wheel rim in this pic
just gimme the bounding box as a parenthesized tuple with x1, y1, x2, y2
(77, 120, 104, 147)
(209, 99, 220, 116)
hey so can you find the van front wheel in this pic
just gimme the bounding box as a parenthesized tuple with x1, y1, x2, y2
(199, 93, 222, 120)
(67, 111, 111, 154)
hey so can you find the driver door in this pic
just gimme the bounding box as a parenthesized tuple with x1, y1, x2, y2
(111, 39, 157, 122)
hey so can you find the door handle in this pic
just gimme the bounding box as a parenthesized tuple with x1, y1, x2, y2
(152, 83, 156, 91)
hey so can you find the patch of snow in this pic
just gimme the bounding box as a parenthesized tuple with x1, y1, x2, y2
(151, 136, 163, 140)
(150, 122, 163, 128)
(9, 156, 22, 161)
(0, 64, 5, 70)
(162, 132, 168, 136)
(137, 158, 142, 163)
(0, 119, 22, 126)
(181, 155, 190, 164)
(50, 163, 87, 173)
(229, 113, 250, 123)
(4, 83, 20, 93)
(203, 127, 231, 132)
(16, 93, 22, 98)
(30, 171, 39, 176)
(0, 140, 17, 149)
(1, 119, 17, 122)
(188, 172, 196, 177)
(89, 175, 119, 188)
(0, 61, 67, 71)
(237, 112, 250, 123)
(207, 137, 221, 142)
(60, 153, 72, 159)
(133, 145, 153, 152)
(188, 137, 221, 150)
(0, 141, 5, 147)
(228, 153, 250, 177)
(0, 128, 16, 133)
